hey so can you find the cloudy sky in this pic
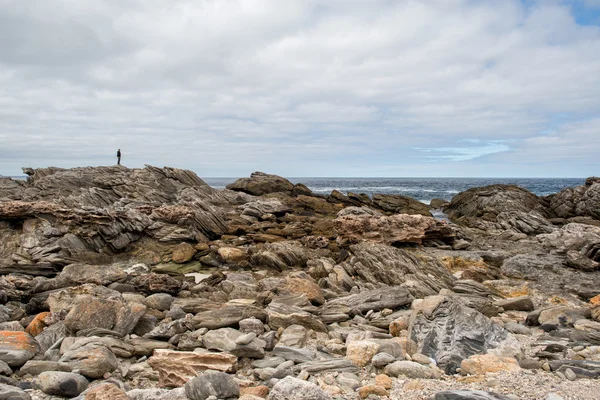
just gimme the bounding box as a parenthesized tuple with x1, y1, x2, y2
(1, 0, 599, 177)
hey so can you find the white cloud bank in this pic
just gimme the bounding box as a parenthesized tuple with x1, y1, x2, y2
(0, 0, 599, 177)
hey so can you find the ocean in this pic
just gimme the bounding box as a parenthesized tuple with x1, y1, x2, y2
(203, 177, 585, 204)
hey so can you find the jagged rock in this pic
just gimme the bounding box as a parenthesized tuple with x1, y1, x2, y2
(147, 349, 237, 388)
(269, 376, 332, 400)
(226, 172, 294, 196)
(239, 199, 291, 219)
(184, 370, 240, 400)
(547, 178, 600, 220)
(292, 359, 359, 374)
(32, 371, 88, 397)
(284, 277, 325, 305)
(0, 331, 39, 368)
(430, 198, 449, 209)
(0, 383, 31, 400)
(63, 295, 146, 336)
(495, 211, 555, 234)
(203, 328, 266, 358)
(278, 325, 308, 347)
(267, 303, 327, 332)
(131, 274, 183, 295)
(371, 194, 432, 216)
(334, 214, 454, 246)
(408, 296, 509, 374)
(0, 166, 227, 266)
(446, 184, 549, 226)
(337, 206, 383, 217)
(539, 223, 600, 257)
(250, 241, 313, 271)
(320, 286, 413, 316)
(191, 302, 267, 330)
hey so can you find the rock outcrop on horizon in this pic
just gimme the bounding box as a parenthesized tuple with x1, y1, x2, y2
(0, 166, 599, 399)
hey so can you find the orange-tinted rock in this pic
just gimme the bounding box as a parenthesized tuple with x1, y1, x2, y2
(25, 312, 50, 337)
(590, 294, 600, 308)
(375, 374, 393, 389)
(172, 242, 196, 263)
(358, 385, 389, 399)
(460, 354, 520, 376)
(389, 316, 409, 337)
(285, 278, 325, 305)
(83, 383, 129, 400)
(0, 331, 39, 367)
(147, 349, 238, 387)
(240, 385, 269, 398)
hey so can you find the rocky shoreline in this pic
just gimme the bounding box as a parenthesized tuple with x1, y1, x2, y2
(0, 166, 599, 400)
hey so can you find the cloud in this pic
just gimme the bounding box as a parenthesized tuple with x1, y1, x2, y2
(0, 0, 599, 177)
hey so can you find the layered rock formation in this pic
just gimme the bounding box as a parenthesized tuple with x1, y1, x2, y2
(0, 167, 599, 399)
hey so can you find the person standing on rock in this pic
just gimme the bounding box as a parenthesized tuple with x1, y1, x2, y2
(117, 149, 121, 165)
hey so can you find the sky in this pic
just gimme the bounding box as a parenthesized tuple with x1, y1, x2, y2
(1, 0, 600, 178)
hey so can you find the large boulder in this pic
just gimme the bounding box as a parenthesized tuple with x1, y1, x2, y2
(0, 383, 31, 400)
(371, 194, 432, 216)
(445, 184, 549, 226)
(408, 296, 509, 374)
(547, 177, 600, 220)
(58, 339, 118, 379)
(32, 371, 88, 397)
(226, 172, 294, 196)
(334, 214, 455, 246)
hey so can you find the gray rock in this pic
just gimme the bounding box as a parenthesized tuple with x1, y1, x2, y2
(371, 352, 396, 368)
(252, 357, 286, 369)
(292, 359, 359, 375)
(384, 360, 439, 379)
(273, 345, 316, 363)
(184, 370, 239, 400)
(0, 360, 11, 376)
(434, 391, 514, 400)
(266, 302, 327, 333)
(227, 172, 295, 196)
(32, 371, 88, 397)
(0, 383, 31, 400)
(239, 317, 265, 335)
(545, 394, 565, 400)
(336, 372, 361, 391)
(18, 360, 72, 376)
(494, 296, 535, 312)
(278, 324, 308, 347)
(269, 376, 332, 400)
(565, 368, 577, 381)
(504, 322, 532, 335)
(144, 293, 174, 311)
(409, 296, 508, 374)
(126, 388, 188, 400)
(235, 332, 257, 345)
(0, 331, 38, 368)
(59, 340, 118, 379)
(203, 328, 266, 359)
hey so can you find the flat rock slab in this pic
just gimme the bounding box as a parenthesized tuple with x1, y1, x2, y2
(147, 349, 237, 388)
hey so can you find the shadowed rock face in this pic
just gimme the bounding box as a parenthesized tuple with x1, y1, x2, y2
(226, 171, 296, 196)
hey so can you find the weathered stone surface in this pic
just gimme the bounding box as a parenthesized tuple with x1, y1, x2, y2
(371, 194, 432, 216)
(284, 277, 325, 306)
(58, 340, 118, 379)
(0, 383, 31, 400)
(184, 370, 240, 400)
(57, 263, 127, 286)
(0, 331, 38, 368)
(19, 360, 72, 376)
(250, 241, 312, 271)
(227, 172, 294, 196)
(267, 303, 327, 332)
(547, 179, 600, 220)
(334, 214, 454, 246)
(346, 340, 381, 367)
(493, 296, 534, 312)
(172, 243, 196, 263)
(63, 295, 146, 336)
(83, 383, 129, 400)
(278, 325, 308, 348)
(320, 286, 414, 316)
(408, 296, 509, 374)
(446, 184, 548, 225)
(32, 371, 88, 397)
(203, 328, 266, 359)
(131, 273, 183, 295)
(269, 376, 332, 400)
(148, 349, 237, 388)
(460, 354, 521, 375)
(384, 360, 439, 379)
(144, 293, 174, 311)
(127, 388, 188, 400)
(192, 303, 267, 330)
